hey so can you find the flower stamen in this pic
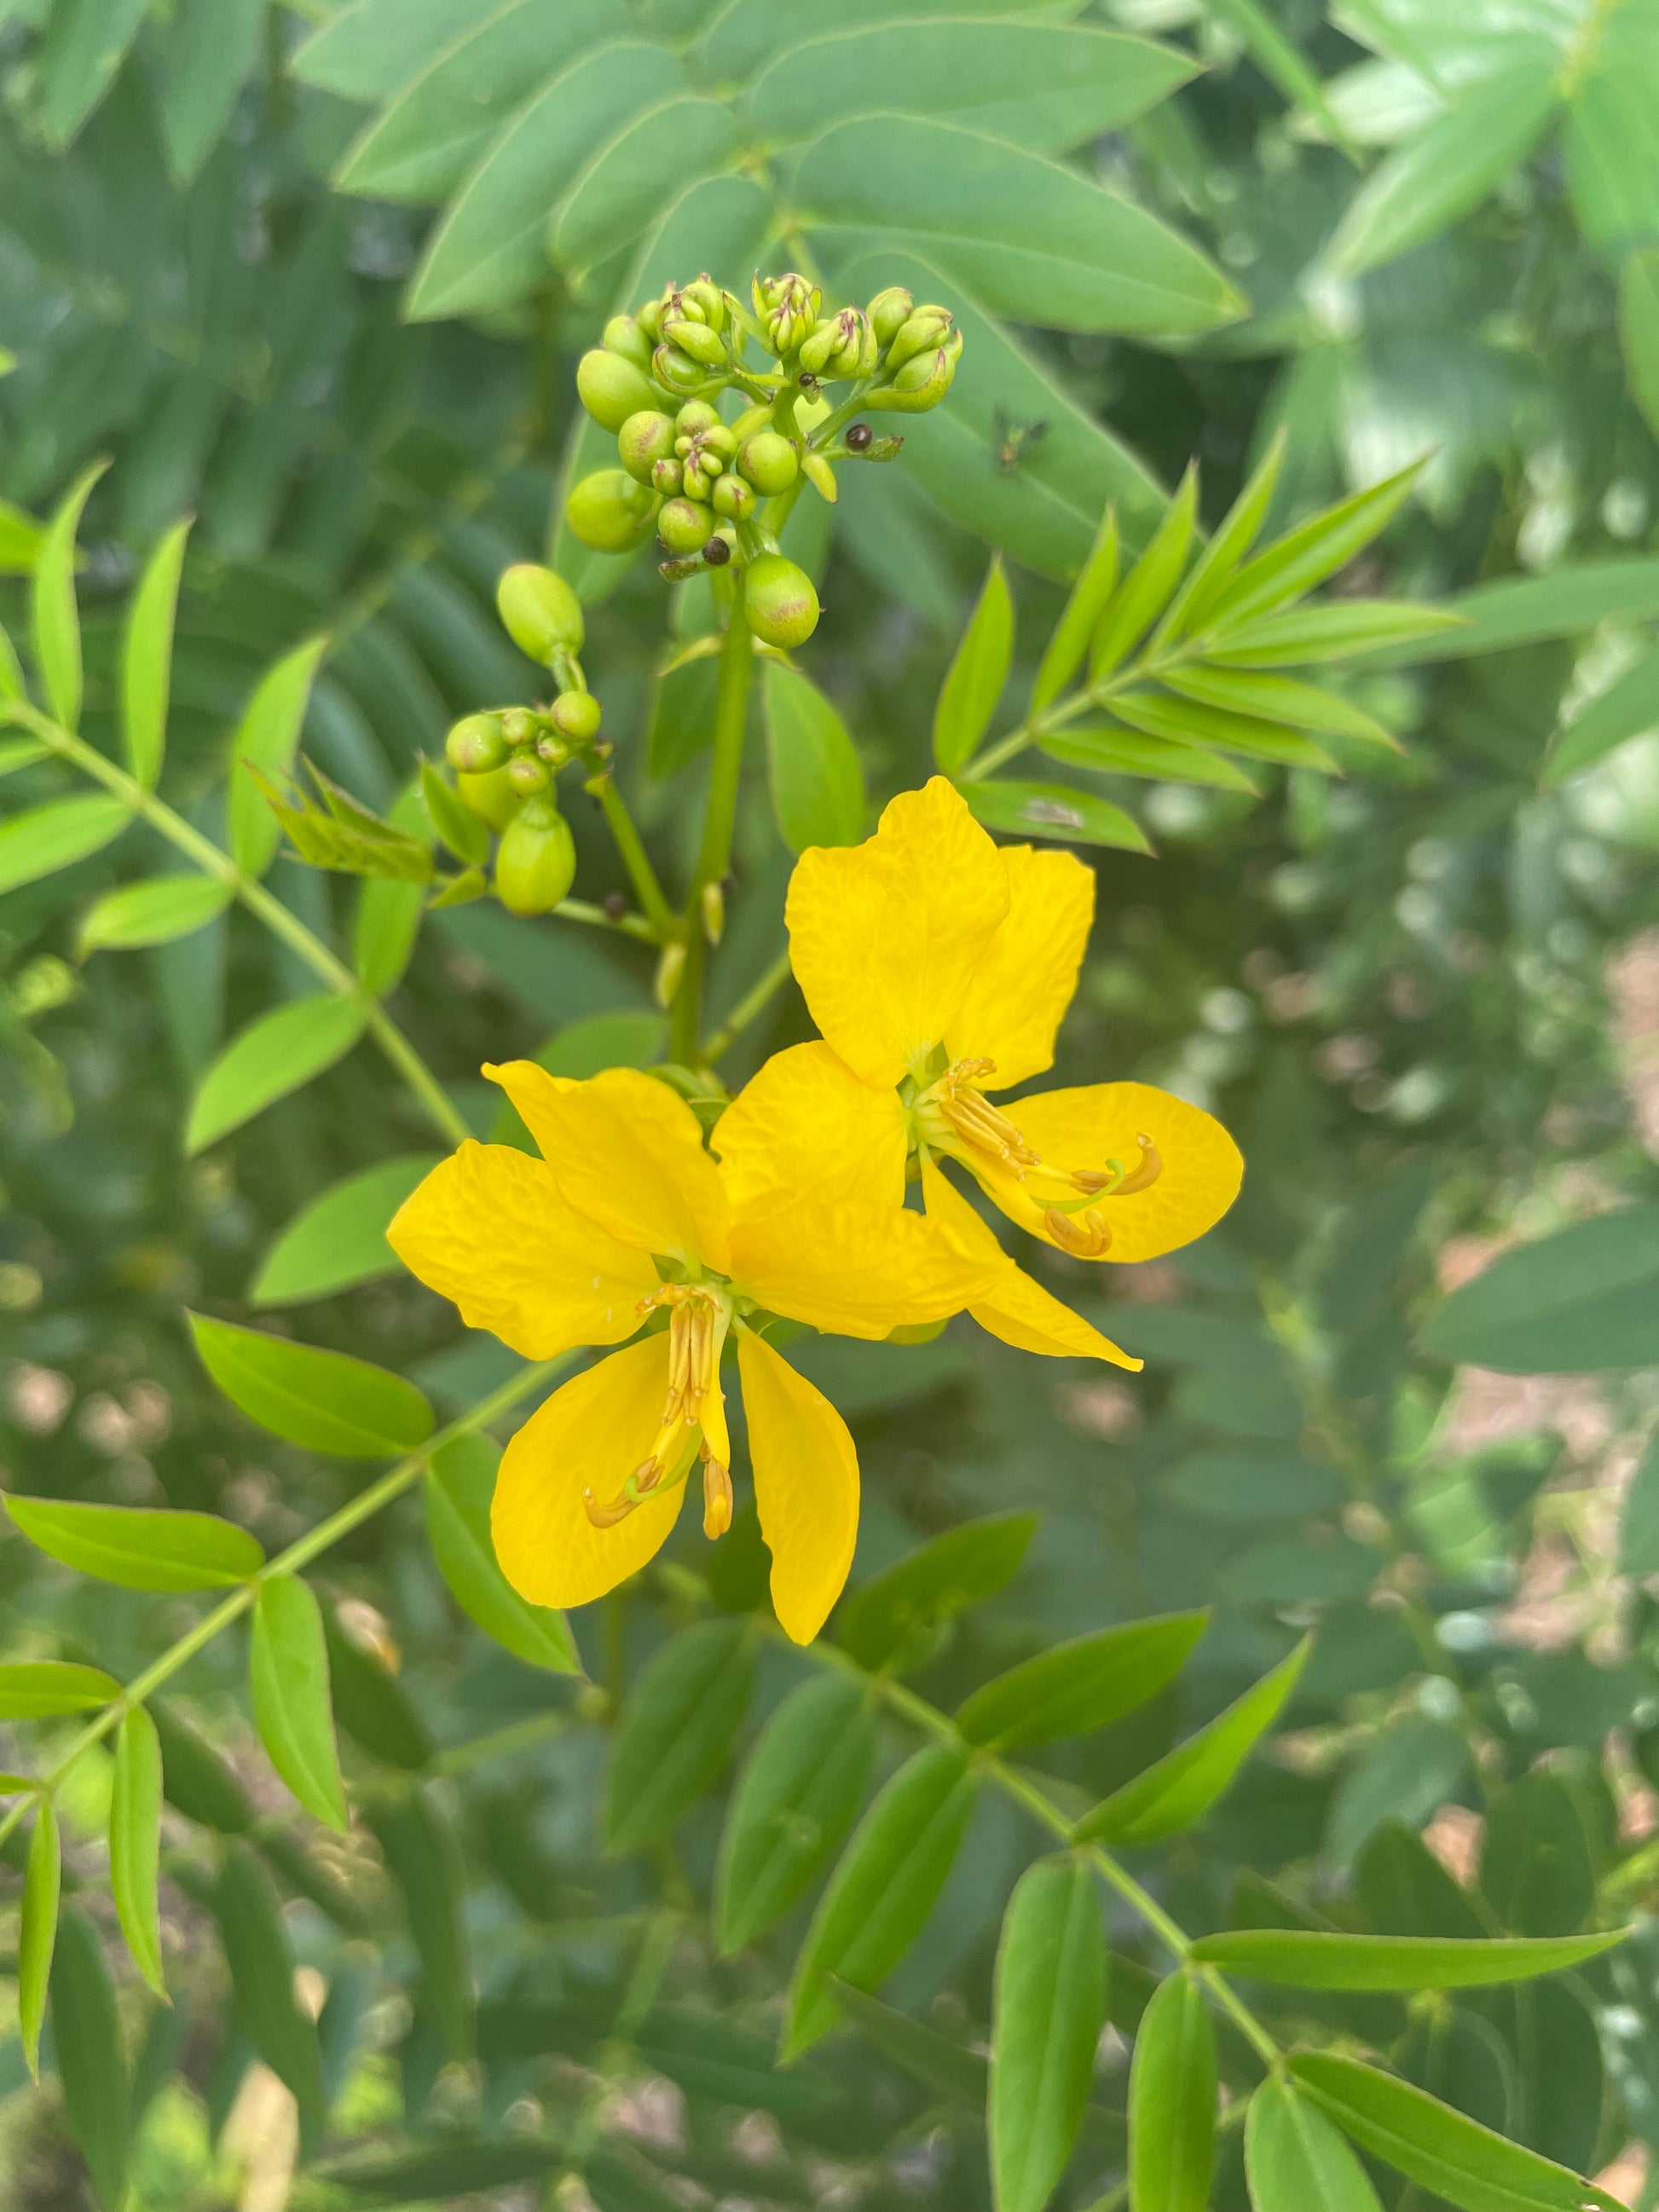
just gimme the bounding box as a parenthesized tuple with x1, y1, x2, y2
(583, 1284, 732, 1531)
(917, 1063, 1165, 1221)
(1044, 1206, 1113, 1257)
(701, 1445, 733, 1540)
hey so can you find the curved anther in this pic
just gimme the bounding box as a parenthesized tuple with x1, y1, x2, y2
(1044, 1204, 1113, 1257)
(1113, 1132, 1162, 1195)
(701, 1447, 733, 1540)
(583, 1485, 638, 1529)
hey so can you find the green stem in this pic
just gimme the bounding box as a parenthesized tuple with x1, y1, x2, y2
(582, 759, 679, 942)
(554, 895, 657, 944)
(700, 946, 793, 1065)
(0, 1356, 562, 1852)
(669, 608, 754, 1064)
(9, 703, 471, 1147)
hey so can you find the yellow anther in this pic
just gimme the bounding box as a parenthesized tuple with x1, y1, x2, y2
(701, 1448, 733, 1540)
(1114, 1133, 1162, 1194)
(1044, 1205, 1113, 1257)
(582, 1486, 637, 1528)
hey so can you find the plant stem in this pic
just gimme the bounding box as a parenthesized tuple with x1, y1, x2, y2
(700, 946, 793, 1064)
(669, 608, 754, 1064)
(0, 1356, 563, 1852)
(582, 759, 679, 942)
(9, 702, 471, 1147)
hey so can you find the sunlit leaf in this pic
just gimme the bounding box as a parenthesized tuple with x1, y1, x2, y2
(188, 1311, 434, 1457)
(716, 1672, 877, 1952)
(5, 1494, 263, 1590)
(249, 1575, 349, 1831)
(110, 1707, 166, 1998)
(990, 1856, 1106, 2212)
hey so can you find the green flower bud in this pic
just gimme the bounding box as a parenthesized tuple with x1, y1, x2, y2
(865, 336, 960, 413)
(507, 752, 550, 795)
(650, 456, 683, 496)
(884, 306, 954, 373)
(446, 712, 509, 774)
(867, 286, 913, 348)
(565, 469, 658, 553)
(679, 468, 711, 505)
(697, 424, 737, 462)
(495, 795, 576, 916)
(496, 564, 585, 661)
(551, 690, 602, 742)
(752, 271, 820, 357)
(737, 430, 799, 494)
(663, 317, 728, 370)
(799, 307, 878, 380)
(576, 347, 659, 431)
(636, 293, 667, 344)
(730, 401, 772, 441)
(678, 275, 725, 330)
(658, 497, 714, 554)
(603, 313, 653, 371)
(617, 409, 677, 484)
(502, 707, 538, 748)
(457, 764, 520, 832)
(676, 401, 722, 437)
(743, 552, 818, 648)
(712, 472, 755, 521)
(654, 342, 723, 397)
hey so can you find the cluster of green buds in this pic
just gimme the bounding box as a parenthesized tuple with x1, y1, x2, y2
(438, 566, 598, 917)
(565, 272, 959, 649)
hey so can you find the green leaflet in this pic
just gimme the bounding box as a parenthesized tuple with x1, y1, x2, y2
(1074, 1637, 1309, 1845)
(215, 1843, 327, 2155)
(1545, 641, 1659, 784)
(764, 661, 867, 852)
(110, 1707, 166, 1997)
(1092, 465, 1197, 680)
(292, 0, 503, 100)
(716, 1672, 878, 1952)
(1478, 1773, 1595, 1938)
(1188, 1926, 1626, 1990)
(19, 1798, 60, 2076)
(934, 555, 1014, 771)
(152, 1701, 253, 1834)
(958, 777, 1151, 852)
(605, 1619, 754, 1854)
(0, 1660, 118, 1717)
(552, 94, 741, 278)
(1202, 462, 1423, 633)
(36, 0, 148, 148)
(251, 1152, 442, 1306)
(29, 457, 104, 731)
(989, 1856, 1106, 2212)
(188, 1311, 434, 1456)
(785, 1740, 977, 2059)
(1039, 724, 1260, 794)
(1159, 666, 1396, 748)
(0, 794, 132, 897)
(78, 873, 234, 955)
(1418, 1205, 1659, 1373)
(423, 1432, 581, 1673)
(324, 1610, 432, 1772)
(249, 1575, 350, 1830)
(370, 1789, 474, 2061)
(956, 1610, 1207, 1750)
(185, 992, 367, 1154)
(6, 1494, 263, 1591)
(120, 517, 190, 788)
(156, 0, 266, 184)
(1032, 507, 1118, 713)
(1245, 2079, 1381, 2212)
(832, 1980, 988, 2107)
(1129, 1973, 1217, 2212)
(836, 1510, 1038, 1671)
(227, 636, 328, 877)
(1620, 247, 1659, 446)
(50, 1903, 132, 2211)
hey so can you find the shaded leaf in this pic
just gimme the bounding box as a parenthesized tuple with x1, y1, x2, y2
(956, 1611, 1207, 1751)
(1620, 246, 1659, 446)
(763, 661, 866, 851)
(215, 1843, 327, 2154)
(606, 1620, 754, 1854)
(425, 1432, 581, 1672)
(1546, 641, 1659, 783)
(370, 1789, 473, 2060)
(837, 1510, 1038, 1672)
(78, 873, 234, 956)
(37, 0, 148, 148)
(50, 1903, 131, 2211)
(158, 0, 266, 183)
(1129, 1972, 1217, 2212)
(959, 777, 1151, 852)
(832, 1978, 988, 2106)
(553, 94, 741, 277)
(188, 1312, 434, 1457)
(249, 1575, 349, 1831)
(185, 992, 367, 1154)
(990, 1855, 1106, 2212)
(153, 1702, 252, 1834)
(110, 1707, 166, 1998)
(1419, 1207, 1659, 1374)
(935, 556, 1014, 772)
(251, 1153, 442, 1306)
(1479, 1775, 1594, 1938)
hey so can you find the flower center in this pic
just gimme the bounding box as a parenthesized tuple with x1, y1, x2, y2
(909, 1057, 1162, 1256)
(583, 1280, 733, 1538)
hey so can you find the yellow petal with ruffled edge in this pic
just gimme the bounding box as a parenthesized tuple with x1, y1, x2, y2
(968, 1081, 1243, 1263)
(715, 1041, 908, 1212)
(730, 1194, 1002, 1341)
(486, 1062, 731, 1274)
(945, 845, 1095, 1089)
(785, 777, 1009, 1089)
(491, 1335, 687, 1609)
(388, 1142, 659, 1358)
(920, 1157, 1140, 1367)
(737, 1329, 858, 1644)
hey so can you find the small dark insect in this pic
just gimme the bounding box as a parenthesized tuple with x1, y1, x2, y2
(702, 534, 731, 567)
(846, 421, 873, 452)
(992, 406, 1050, 472)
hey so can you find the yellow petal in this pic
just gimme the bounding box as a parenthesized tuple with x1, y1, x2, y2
(784, 776, 1009, 1088)
(486, 1062, 730, 1273)
(729, 1195, 1001, 1340)
(971, 1082, 1244, 1263)
(737, 1328, 858, 1644)
(491, 1336, 687, 1610)
(945, 845, 1094, 1089)
(387, 1142, 659, 1357)
(715, 1041, 908, 1211)
(920, 1157, 1140, 1368)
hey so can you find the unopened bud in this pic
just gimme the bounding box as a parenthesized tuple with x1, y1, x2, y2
(506, 752, 549, 795)
(650, 456, 683, 496)
(867, 286, 913, 348)
(617, 409, 677, 483)
(501, 708, 538, 748)
(456, 764, 520, 832)
(801, 452, 837, 504)
(664, 317, 728, 370)
(743, 552, 819, 649)
(654, 938, 687, 1008)
(446, 712, 508, 774)
(799, 307, 877, 380)
(497, 564, 584, 660)
(635, 294, 667, 344)
(603, 313, 653, 371)
(712, 472, 754, 521)
(494, 795, 575, 915)
(730, 402, 772, 442)
(654, 341, 721, 396)
(550, 690, 602, 742)
(576, 346, 659, 431)
(884, 305, 954, 373)
(865, 343, 957, 413)
(658, 497, 714, 554)
(678, 275, 725, 330)
(752, 271, 820, 357)
(737, 430, 799, 494)
(701, 877, 725, 944)
(675, 400, 722, 437)
(565, 469, 658, 553)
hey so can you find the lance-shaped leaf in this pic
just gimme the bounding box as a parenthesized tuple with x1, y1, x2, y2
(935, 555, 1014, 771)
(716, 1672, 878, 1952)
(324, 1610, 432, 1772)
(765, 661, 866, 851)
(606, 1619, 754, 1854)
(369, 1788, 473, 2061)
(1159, 430, 1285, 644)
(19, 1798, 60, 2076)
(1418, 1205, 1659, 1374)
(1188, 1926, 1624, 1990)
(957, 1611, 1206, 1750)
(251, 1153, 442, 1306)
(1203, 462, 1423, 633)
(1545, 639, 1659, 783)
(78, 873, 235, 956)
(185, 992, 367, 1154)
(227, 638, 328, 876)
(0, 794, 132, 896)
(110, 1707, 166, 1997)
(215, 1843, 327, 2153)
(423, 1433, 580, 1673)
(1040, 724, 1259, 793)
(1159, 666, 1396, 748)
(1621, 247, 1659, 446)
(990, 1855, 1106, 2212)
(1246, 2078, 1381, 2212)
(31, 459, 105, 731)
(553, 93, 741, 277)
(1110, 691, 1337, 769)
(1032, 507, 1118, 713)
(1074, 1637, 1309, 1845)
(157, 0, 266, 184)
(257, 761, 435, 882)
(152, 1701, 253, 1834)
(50, 1903, 132, 2210)
(1290, 2053, 1620, 2212)
(959, 777, 1150, 852)
(189, 1311, 434, 1457)
(121, 517, 189, 788)
(7, 1494, 263, 1591)
(1478, 1773, 1594, 1937)
(832, 1979, 988, 2107)
(249, 1575, 349, 1830)
(1206, 599, 1465, 667)
(0, 1660, 118, 1717)
(1129, 1972, 1217, 2212)
(837, 1510, 1038, 1672)
(785, 1741, 977, 2059)
(1091, 464, 1197, 680)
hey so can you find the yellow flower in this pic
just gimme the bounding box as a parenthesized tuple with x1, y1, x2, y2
(725, 776, 1243, 1366)
(388, 1065, 998, 1643)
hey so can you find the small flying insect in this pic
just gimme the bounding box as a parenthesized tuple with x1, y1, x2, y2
(991, 407, 1050, 472)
